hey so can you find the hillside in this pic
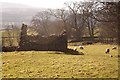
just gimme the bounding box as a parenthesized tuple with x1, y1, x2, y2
(1, 2, 45, 27)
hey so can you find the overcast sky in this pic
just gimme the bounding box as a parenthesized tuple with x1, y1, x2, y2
(0, 0, 84, 9)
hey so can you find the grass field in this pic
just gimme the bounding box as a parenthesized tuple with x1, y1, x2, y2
(1, 44, 118, 78)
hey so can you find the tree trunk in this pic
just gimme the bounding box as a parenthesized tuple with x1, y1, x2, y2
(116, 2, 120, 45)
(87, 17, 94, 41)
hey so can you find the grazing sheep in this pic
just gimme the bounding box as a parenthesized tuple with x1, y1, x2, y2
(105, 48, 110, 54)
(110, 55, 113, 57)
(79, 46, 84, 49)
(73, 47, 77, 51)
(112, 46, 117, 50)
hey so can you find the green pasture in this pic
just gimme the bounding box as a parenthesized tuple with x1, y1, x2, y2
(1, 44, 118, 78)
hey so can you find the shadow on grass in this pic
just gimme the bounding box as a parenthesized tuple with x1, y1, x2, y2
(36, 48, 85, 55)
(64, 48, 84, 55)
(2, 47, 84, 55)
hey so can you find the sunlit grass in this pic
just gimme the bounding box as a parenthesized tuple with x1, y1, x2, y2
(2, 44, 118, 78)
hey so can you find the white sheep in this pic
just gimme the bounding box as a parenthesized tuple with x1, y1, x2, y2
(79, 46, 84, 49)
(112, 46, 117, 50)
(109, 54, 113, 57)
(105, 48, 110, 54)
(73, 47, 77, 51)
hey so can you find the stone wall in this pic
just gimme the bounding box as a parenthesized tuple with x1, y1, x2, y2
(18, 24, 67, 52)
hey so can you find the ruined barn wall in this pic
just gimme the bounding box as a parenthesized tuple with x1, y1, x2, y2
(19, 35, 67, 52)
(18, 24, 67, 52)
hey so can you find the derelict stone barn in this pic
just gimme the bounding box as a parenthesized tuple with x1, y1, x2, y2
(19, 24, 67, 52)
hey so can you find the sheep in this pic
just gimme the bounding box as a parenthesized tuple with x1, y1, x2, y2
(73, 47, 77, 51)
(105, 48, 110, 54)
(109, 54, 113, 57)
(79, 46, 84, 49)
(112, 46, 117, 50)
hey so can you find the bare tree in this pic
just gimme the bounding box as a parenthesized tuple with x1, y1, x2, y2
(65, 1, 83, 40)
(31, 1, 119, 44)
(31, 11, 51, 36)
(49, 9, 69, 30)
(82, 2, 98, 40)
(92, 2, 119, 39)
(65, 1, 99, 41)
